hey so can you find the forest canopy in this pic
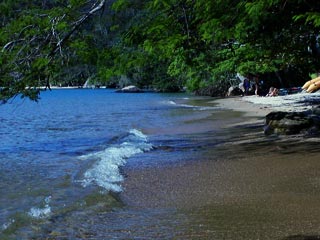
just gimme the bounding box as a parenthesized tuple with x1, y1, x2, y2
(1, 0, 320, 102)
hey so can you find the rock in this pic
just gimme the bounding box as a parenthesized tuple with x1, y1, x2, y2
(265, 111, 288, 123)
(264, 110, 317, 135)
(115, 85, 144, 93)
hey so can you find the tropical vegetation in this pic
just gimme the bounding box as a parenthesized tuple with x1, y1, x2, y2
(1, 0, 320, 102)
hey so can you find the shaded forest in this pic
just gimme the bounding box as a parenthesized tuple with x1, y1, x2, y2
(1, 0, 320, 102)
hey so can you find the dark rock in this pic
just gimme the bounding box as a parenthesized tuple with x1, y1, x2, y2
(264, 109, 319, 135)
(265, 112, 288, 124)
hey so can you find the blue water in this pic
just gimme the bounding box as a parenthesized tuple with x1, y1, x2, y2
(0, 89, 223, 237)
(3, 89, 320, 239)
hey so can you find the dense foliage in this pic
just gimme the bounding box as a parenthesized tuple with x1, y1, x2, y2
(1, 0, 320, 102)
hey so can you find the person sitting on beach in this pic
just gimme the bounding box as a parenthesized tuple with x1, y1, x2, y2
(266, 87, 278, 97)
(243, 78, 250, 95)
(253, 75, 260, 95)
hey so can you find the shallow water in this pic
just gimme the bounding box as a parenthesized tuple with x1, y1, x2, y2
(1, 89, 320, 239)
(0, 89, 223, 238)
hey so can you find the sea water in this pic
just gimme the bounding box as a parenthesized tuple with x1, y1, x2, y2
(0, 89, 223, 238)
(3, 89, 320, 239)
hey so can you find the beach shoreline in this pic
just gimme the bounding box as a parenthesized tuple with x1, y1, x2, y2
(120, 94, 320, 239)
(122, 93, 320, 209)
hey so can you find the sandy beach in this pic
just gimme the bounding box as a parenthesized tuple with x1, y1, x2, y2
(121, 93, 320, 239)
(216, 92, 320, 116)
(123, 93, 320, 208)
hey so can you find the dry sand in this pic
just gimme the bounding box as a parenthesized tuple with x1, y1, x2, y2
(214, 96, 272, 118)
(216, 92, 320, 116)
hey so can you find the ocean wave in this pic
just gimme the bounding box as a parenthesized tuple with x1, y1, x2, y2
(28, 196, 52, 219)
(166, 100, 219, 111)
(165, 100, 193, 108)
(79, 129, 153, 192)
(1, 219, 15, 231)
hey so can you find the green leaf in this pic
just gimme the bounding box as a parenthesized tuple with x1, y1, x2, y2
(112, 0, 130, 11)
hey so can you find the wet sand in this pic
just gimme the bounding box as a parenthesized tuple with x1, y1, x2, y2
(121, 96, 320, 239)
(122, 153, 320, 239)
(123, 151, 320, 208)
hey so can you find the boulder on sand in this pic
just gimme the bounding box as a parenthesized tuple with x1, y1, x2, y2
(264, 106, 320, 136)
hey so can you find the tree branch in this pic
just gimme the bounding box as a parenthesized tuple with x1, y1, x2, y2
(43, 0, 107, 90)
(48, 0, 107, 58)
(2, 39, 24, 52)
(1, 0, 108, 100)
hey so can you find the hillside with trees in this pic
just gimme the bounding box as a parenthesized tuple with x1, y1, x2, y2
(1, 0, 320, 102)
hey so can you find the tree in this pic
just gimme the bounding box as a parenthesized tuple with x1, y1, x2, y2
(0, 0, 107, 103)
(1, 0, 320, 101)
(192, 0, 320, 89)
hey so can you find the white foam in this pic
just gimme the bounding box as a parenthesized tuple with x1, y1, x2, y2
(1, 219, 15, 231)
(79, 129, 153, 192)
(166, 100, 218, 110)
(167, 100, 176, 105)
(198, 106, 221, 111)
(28, 196, 52, 219)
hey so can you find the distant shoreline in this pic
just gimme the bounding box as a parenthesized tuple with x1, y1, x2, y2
(45, 86, 109, 89)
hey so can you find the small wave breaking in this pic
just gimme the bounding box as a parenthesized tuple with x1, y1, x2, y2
(79, 129, 153, 192)
(28, 196, 52, 219)
(1, 219, 15, 231)
(165, 100, 219, 111)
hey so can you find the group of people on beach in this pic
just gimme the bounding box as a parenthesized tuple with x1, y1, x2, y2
(239, 74, 279, 97)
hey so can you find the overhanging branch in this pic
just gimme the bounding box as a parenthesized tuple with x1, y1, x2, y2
(1, 0, 108, 101)
(44, 0, 107, 89)
(48, 0, 107, 58)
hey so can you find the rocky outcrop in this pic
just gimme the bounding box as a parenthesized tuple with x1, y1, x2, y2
(116, 85, 144, 93)
(264, 106, 320, 136)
